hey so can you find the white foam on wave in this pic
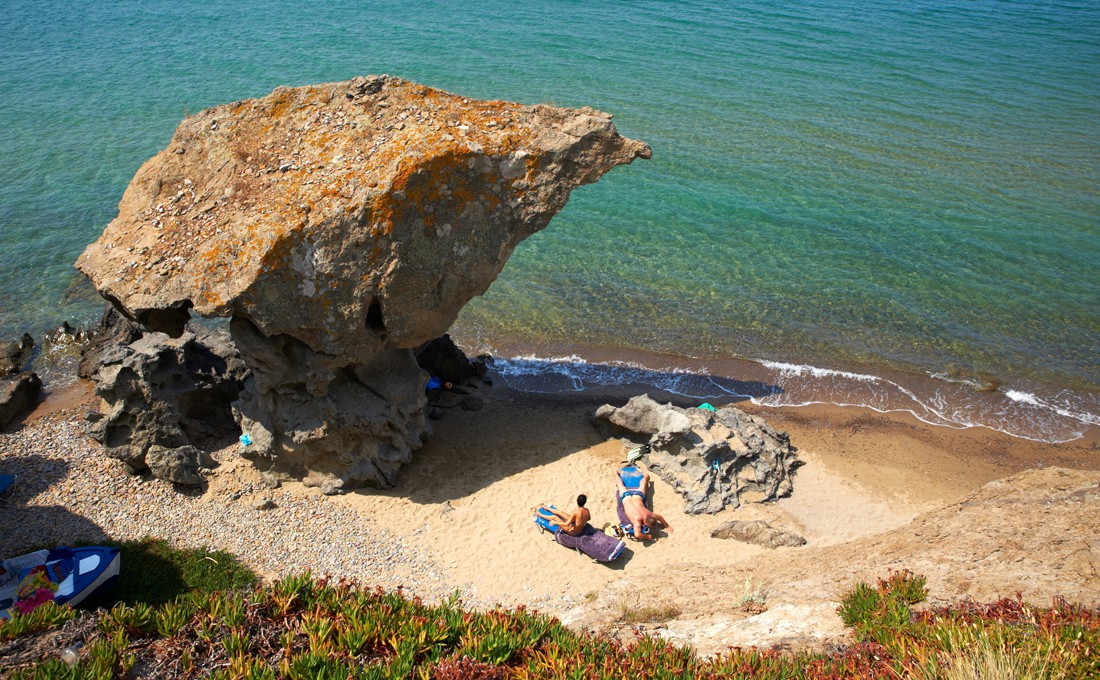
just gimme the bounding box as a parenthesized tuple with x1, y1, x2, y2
(485, 350, 1098, 444)
(1005, 389, 1042, 406)
(758, 360, 880, 383)
(493, 354, 763, 400)
(1003, 389, 1100, 428)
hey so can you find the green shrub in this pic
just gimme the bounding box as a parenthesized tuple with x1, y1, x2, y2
(103, 537, 257, 607)
(838, 569, 928, 646)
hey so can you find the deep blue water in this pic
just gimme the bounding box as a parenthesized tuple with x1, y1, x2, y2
(1, 0, 1097, 441)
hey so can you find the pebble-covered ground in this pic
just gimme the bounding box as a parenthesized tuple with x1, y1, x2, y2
(0, 407, 468, 605)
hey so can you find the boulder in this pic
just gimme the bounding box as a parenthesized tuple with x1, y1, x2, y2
(146, 444, 213, 487)
(415, 334, 475, 385)
(0, 334, 33, 377)
(595, 394, 799, 514)
(77, 75, 649, 491)
(78, 305, 144, 379)
(710, 519, 806, 548)
(0, 372, 42, 428)
(86, 325, 248, 484)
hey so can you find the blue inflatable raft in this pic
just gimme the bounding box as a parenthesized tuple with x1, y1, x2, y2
(0, 546, 121, 619)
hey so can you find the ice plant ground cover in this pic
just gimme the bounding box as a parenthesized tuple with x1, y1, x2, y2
(1, 558, 1097, 678)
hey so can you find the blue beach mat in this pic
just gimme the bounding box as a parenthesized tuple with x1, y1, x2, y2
(533, 505, 560, 534)
(617, 465, 644, 489)
(0, 474, 15, 502)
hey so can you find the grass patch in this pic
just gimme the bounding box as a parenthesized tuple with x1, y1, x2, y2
(618, 601, 683, 624)
(82, 537, 258, 608)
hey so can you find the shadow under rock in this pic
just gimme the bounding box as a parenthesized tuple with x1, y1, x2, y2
(0, 454, 70, 503)
(370, 387, 614, 506)
(370, 372, 783, 506)
(0, 454, 111, 556)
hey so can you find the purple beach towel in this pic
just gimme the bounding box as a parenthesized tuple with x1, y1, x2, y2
(555, 525, 626, 563)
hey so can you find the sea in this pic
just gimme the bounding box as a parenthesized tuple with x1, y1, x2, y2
(1, 0, 1097, 443)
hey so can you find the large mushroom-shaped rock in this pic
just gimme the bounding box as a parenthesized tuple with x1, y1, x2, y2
(595, 394, 799, 514)
(77, 75, 649, 491)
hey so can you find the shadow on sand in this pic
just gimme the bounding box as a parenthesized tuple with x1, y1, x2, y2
(0, 454, 112, 557)
(356, 365, 781, 508)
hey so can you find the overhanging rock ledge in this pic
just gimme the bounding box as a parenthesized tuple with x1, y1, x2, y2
(76, 75, 650, 491)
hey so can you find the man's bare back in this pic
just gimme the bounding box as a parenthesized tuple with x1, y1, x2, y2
(539, 494, 591, 536)
(615, 465, 672, 540)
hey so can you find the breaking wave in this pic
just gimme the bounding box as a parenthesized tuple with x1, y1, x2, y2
(489, 353, 1099, 444)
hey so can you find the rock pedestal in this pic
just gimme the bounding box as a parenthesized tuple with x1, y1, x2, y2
(76, 76, 649, 490)
(595, 394, 799, 514)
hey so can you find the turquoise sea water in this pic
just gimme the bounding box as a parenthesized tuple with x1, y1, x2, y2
(1, 1, 1097, 442)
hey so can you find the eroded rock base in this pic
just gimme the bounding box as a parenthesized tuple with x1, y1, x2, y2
(86, 324, 247, 486)
(231, 318, 430, 494)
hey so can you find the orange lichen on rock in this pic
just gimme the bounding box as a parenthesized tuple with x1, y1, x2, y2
(78, 76, 684, 492)
(76, 74, 651, 357)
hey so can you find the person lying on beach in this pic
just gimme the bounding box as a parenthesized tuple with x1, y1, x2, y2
(615, 465, 672, 540)
(537, 495, 591, 536)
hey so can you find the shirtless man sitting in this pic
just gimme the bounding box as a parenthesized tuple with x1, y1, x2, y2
(616, 465, 672, 540)
(537, 495, 591, 536)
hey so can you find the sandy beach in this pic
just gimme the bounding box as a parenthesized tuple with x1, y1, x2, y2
(2, 375, 1097, 654)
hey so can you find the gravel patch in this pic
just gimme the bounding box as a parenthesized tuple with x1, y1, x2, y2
(0, 407, 463, 604)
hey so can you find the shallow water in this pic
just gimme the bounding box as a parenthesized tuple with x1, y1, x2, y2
(1, 0, 1097, 441)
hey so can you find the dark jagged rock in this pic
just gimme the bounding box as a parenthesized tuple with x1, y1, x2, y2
(0, 334, 34, 378)
(710, 519, 807, 548)
(595, 394, 799, 514)
(78, 305, 144, 379)
(41, 322, 91, 350)
(86, 325, 248, 485)
(415, 334, 474, 385)
(0, 372, 42, 428)
(76, 76, 649, 491)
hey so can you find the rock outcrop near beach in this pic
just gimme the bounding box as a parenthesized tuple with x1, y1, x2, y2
(77, 76, 650, 491)
(85, 325, 248, 486)
(0, 334, 34, 377)
(0, 335, 40, 428)
(0, 372, 42, 429)
(78, 307, 143, 380)
(710, 519, 807, 548)
(595, 395, 798, 513)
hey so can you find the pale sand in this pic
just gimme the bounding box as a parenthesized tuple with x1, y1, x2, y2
(327, 381, 1098, 649)
(18, 377, 1099, 653)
